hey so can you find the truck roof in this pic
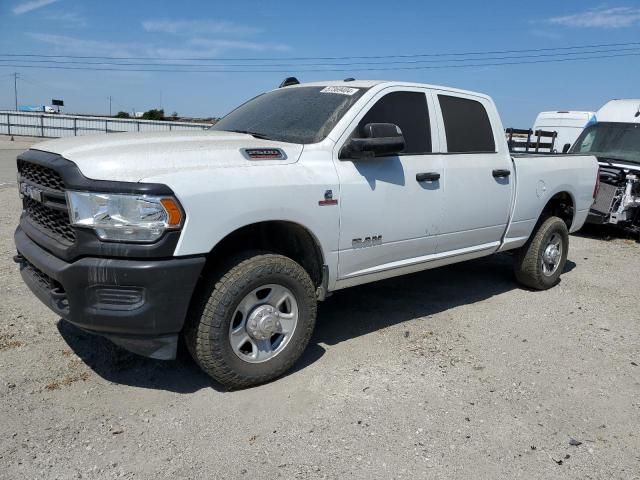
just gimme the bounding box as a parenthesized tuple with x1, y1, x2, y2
(596, 99, 640, 124)
(535, 111, 595, 121)
(286, 79, 492, 101)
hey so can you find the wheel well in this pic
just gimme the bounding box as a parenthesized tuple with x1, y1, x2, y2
(203, 221, 325, 287)
(541, 192, 574, 229)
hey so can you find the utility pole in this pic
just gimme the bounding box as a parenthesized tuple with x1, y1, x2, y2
(108, 96, 112, 116)
(13, 72, 18, 111)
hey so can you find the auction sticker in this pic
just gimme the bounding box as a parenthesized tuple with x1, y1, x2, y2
(320, 86, 360, 96)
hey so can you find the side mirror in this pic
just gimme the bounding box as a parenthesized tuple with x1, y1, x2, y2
(562, 143, 571, 153)
(339, 123, 406, 159)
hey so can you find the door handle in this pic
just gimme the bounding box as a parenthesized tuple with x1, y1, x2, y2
(492, 169, 511, 178)
(416, 172, 441, 182)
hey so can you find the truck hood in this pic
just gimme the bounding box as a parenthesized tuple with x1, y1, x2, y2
(32, 130, 304, 183)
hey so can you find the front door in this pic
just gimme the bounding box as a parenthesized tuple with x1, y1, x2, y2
(333, 88, 444, 281)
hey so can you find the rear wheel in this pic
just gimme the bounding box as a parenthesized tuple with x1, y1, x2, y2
(185, 252, 317, 389)
(514, 216, 569, 290)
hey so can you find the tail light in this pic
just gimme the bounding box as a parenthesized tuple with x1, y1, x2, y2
(593, 168, 601, 200)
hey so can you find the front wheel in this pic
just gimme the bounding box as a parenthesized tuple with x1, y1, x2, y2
(185, 253, 317, 389)
(514, 216, 569, 290)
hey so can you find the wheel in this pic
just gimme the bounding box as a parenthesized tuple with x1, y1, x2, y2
(185, 252, 317, 389)
(514, 216, 569, 290)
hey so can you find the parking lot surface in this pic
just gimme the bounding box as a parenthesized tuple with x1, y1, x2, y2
(0, 136, 639, 479)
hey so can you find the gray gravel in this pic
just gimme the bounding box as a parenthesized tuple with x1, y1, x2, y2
(0, 136, 43, 186)
(1, 136, 639, 479)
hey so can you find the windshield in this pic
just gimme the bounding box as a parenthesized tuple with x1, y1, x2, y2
(211, 86, 367, 144)
(571, 122, 640, 164)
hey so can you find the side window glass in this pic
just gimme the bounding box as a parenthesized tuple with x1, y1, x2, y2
(355, 91, 432, 154)
(578, 130, 596, 151)
(438, 95, 496, 153)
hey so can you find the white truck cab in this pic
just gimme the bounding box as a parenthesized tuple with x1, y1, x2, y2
(571, 99, 640, 235)
(14, 79, 599, 387)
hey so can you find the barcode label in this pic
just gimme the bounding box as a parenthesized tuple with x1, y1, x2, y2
(320, 86, 360, 96)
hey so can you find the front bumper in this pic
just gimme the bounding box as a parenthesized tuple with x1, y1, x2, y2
(14, 226, 205, 359)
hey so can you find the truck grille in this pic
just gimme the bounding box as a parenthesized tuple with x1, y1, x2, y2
(23, 197, 76, 244)
(18, 160, 76, 245)
(17, 159, 65, 192)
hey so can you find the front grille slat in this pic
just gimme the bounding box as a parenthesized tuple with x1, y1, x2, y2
(18, 160, 76, 246)
(17, 160, 65, 192)
(24, 198, 76, 244)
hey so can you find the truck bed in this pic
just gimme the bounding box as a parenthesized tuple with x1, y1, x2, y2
(500, 153, 599, 251)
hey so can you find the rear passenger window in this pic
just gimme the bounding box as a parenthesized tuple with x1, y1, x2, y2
(438, 95, 496, 153)
(357, 91, 431, 154)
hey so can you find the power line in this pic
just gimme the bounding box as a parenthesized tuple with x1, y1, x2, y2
(1, 41, 640, 62)
(1, 51, 640, 74)
(0, 46, 639, 69)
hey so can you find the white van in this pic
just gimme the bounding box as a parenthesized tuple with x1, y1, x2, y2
(534, 111, 596, 152)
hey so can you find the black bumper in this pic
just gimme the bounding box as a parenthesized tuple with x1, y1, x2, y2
(14, 226, 206, 359)
(587, 211, 607, 225)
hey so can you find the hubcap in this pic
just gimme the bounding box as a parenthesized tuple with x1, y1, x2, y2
(229, 284, 299, 363)
(246, 305, 281, 341)
(541, 233, 563, 276)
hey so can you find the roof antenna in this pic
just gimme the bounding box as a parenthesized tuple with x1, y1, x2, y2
(279, 77, 300, 88)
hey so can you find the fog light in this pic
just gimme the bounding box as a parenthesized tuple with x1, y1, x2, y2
(89, 287, 144, 311)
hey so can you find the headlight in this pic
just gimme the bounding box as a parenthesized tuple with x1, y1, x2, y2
(66, 191, 183, 243)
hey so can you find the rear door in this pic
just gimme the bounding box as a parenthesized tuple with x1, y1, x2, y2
(431, 91, 513, 253)
(333, 87, 444, 280)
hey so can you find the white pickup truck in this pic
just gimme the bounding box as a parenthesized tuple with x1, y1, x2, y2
(14, 79, 599, 388)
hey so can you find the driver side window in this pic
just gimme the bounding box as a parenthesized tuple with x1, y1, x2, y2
(355, 91, 432, 154)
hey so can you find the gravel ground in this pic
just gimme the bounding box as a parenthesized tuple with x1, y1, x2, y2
(0, 136, 639, 479)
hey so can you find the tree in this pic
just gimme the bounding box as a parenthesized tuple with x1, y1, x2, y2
(115, 111, 130, 118)
(142, 109, 165, 120)
(170, 111, 179, 120)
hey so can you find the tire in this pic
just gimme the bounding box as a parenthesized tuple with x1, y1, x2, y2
(514, 216, 569, 290)
(185, 252, 317, 389)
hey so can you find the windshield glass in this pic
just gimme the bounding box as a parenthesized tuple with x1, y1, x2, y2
(571, 122, 640, 164)
(211, 86, 367, 144)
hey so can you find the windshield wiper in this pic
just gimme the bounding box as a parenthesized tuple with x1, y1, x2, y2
(596, 156, 615, 166)
(224, 129, 277, 141)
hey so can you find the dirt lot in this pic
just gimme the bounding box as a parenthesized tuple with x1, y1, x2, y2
(0, 136, 639, 479)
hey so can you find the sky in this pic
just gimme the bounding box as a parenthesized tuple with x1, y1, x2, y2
(1, 0, 640, 126)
